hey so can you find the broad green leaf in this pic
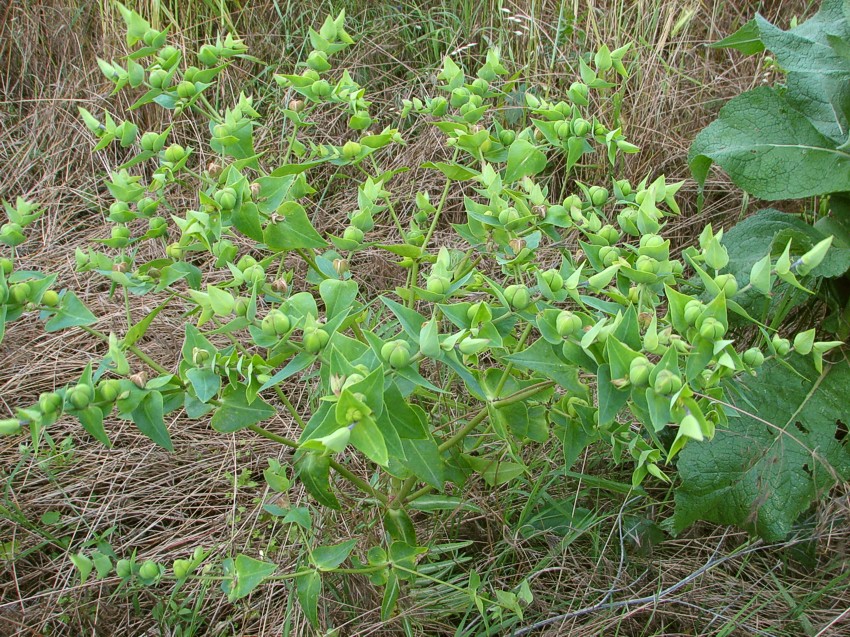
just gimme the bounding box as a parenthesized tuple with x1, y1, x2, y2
(350, 415, 388, 466)
(673, 355, 850, 541)
(77, 406, 110, 447)
(381, 571, 400, 621)
(319, 279, 358, 319)
(44, 292, 97, 332)
(211, 384, 275, 432)
(400, 438, 444, 488)
(689, 87, 850, 200)
(296, 570, 321, 627)
(124, 296, 171, 347)
(421, 161, 479, 181)
(186, 367, 221, 403)
(229, 554, 276, 600)
(464, 455, 526, 486)
(312, 539, 356, 571)
(504, 139, 547, 183)
(131, 391, 173, 451)
(297, 452, 340, 509)
(264, 201, 327, 250)
(504, 338, 584, 393)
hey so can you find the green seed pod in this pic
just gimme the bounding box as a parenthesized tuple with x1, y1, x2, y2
(390, 344, 412, 368)
(342, 225, 364, 244)
(426, 276, 450, 295)
(588, 186, 609, 207)
(598, 224, 620, 245)
(10, 282, 31, 305)
(108, 201, 135, 223)
(197, 44, 219, 66)
(306, 49, 331, 72)
(341, 140, 362, 159)
(98, 379, 122, 403)
(450, 87, 470, 108)
(234, 297, 249, 317)
(270, 310, 291, 335)
(0, 222, 25, 246)
(138, 560, 159, 581)
(242, 264, 265, 286)
(629, 356, 653, 387)
(42, 290, 60, 307)
(172, 559, 192, 580)
(568, 82, 589, 103)
(572, 118, 592, 137)
(653, 369, 683, 395)
(499, 129, 516, 146)
(504, 284, 531, 311)
(541, 269, 564, 292)
(148, 68, 168, 88)
(115, 559, 132, 579)
(176, 80, 197, 99)
(556, 310, 583, 338)
(214, 187, 238, 211)
(39, 392, 63, 414)
(742, 347, 765, 367)
(311, 79, 332, 98)
(429, 96, 448, 116)
(772, 334, 791, 356)
(139, 132, 161, 152)
(555, 120, 572, 140)
(714, 273, 738, 298)
(498, 207, 520, 226)
(157, 45, 179, 67)
(69, 384, 93, 410)
(699, 317, 725, 341)
(237, 255, 257, 271)
(0, 257, 12, 275)
(683, 300, 703, 326)
(165, 243, 183, 260)
(793, 330, 815, 355)
(616, 179, 632, 197)
(303, 328, 329, 354)
(599, 245, 619, 267)
(638, 234, 669, 261)
(163, 143, 185, 163)
(111, 225, 131, 246)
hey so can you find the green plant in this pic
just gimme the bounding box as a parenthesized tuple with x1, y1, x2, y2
(1, 2, 845, 630)
(682, 0, 850, 539)
(689, 0, 850, 337)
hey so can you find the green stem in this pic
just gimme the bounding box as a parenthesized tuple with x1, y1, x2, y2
(407, 147, 460, 308)
(273, 386, 307, 429)
(248, 424, 298, 448)
(296, 248, 327, 279)
(80, 326, 171, 376)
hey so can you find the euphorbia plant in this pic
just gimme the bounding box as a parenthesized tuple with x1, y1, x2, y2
(0, 3, 843, 628)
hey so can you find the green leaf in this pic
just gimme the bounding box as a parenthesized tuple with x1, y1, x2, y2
(673, 355, 850, 541)
(689, 87, 850, 200)
(264, 201, 327, 250)
(350, 415, 389, 467)
(297, 452, 340, 509)
(712, 18, 765, 55)
(296, 570, 321, 627)
(124, 296, 170, 347)
(312, 539, 357, 571)
(186, 367, 221, 403)
(504, 339, 584, 393)
(70, 553, 93, 584)
(381, 570, 400, 621)
(229, 554, 277, 600)
(131, 391, 173, 451)
(211, 384, 275, 433)
(464, 455, 526, 486)
(77, 406, 110, 447)
(422, 161, 479, 181)
(319, 279, 358, 319)
(407, 495, 482, 513)
(44, 292, 97, 332)
(504, 139, 547, 183)
(400, 438, 445, 489)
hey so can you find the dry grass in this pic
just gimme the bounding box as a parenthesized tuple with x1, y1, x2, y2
(2, 0, 849, 635)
